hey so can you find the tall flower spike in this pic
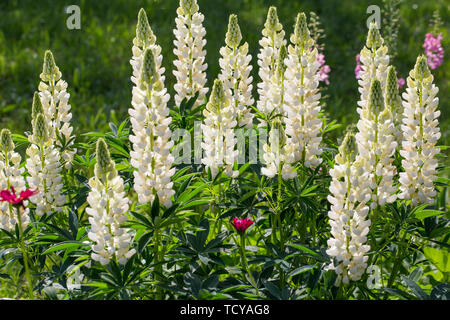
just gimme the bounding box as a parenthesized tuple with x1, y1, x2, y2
(219, 14, 254, 128)
(87, 138, 136, 266)
(399, 55, 440, 205)
(201, 79, 238, 178)
(26, 112, 65, 216)
(385, 66, 403, 147)
(37, 50, 76, 169)
(356, 21, 390, 120)
(129, 8, 176, 208)
(356, 79, 397, 209)
(283, 12, 323, 173)
(0, 129, 29, 231)
(261, 44, 292, 179)
(173, 0, 208, 108)
(256, 6, 286, 126)
(326, 131, 372, 286)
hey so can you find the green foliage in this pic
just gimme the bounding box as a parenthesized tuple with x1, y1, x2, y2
(0, 0, 448, 301)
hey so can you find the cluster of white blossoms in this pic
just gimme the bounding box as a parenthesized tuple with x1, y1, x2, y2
(355, 79, 397, 208)
(0, 129, 30, 231)
(25, 99, 65, 216)
(261, 45, 297, 179)
(201, 79, 238, 178)
(283, 13, 323, 171)
(356, 22, 390, 121)
(256, 6, 286, 126)
(87, 138, 136, 265)
(219, 14, 254, 129)
(37, 50, 76, 169)
(384, 66, 404, 149)
(399, 56, 440, 205)
(129, 9, 176, 208)
(173, 0, 208, 107)
(326, 132, 372, 285)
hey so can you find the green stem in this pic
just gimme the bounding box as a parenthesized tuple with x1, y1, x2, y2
(14, 205, 34, 299)
(240, 233, 259, 296)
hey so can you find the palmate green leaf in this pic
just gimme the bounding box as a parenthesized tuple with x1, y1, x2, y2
(179, 198, 211, 210)
(177, 183, 208, 204)
(42, 241, 90, 255)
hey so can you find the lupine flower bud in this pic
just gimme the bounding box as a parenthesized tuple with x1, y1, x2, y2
(33, 113, 49, 142)
(225, 14, 242, 49)
(136, 8, 155, 46)
(340, 132, 357, 162)
(275, 43, 287, 78)
(96, 138, 113, 175)
(41, 50, 61, 82)
(385, 66, 400, 107)
(210, 79, 225, 110)
(0, 129, 13, 152)
(292, 13, 310, 45)
(180, 0, 194, 13)
(366, 22, 382, 49)
(31, 91, 44, 120)
(413, 55, 431, 81)
(141, 48, 156, 85)
(265, 6, 281, 32)
(368, 79, 384, 116)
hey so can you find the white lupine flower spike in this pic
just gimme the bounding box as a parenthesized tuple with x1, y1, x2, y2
(256, 6, 286, 125)
(201, 79, 238, 179)
(173, 0, 209, 108)
(219, 14, 254, 129)
(283, 12, 323, 173)
(129, 9, 176, 208)
(399, 55, 440, 205)
(356, 22, 390, 120)
(326, 132, 372, 286)
(26, 111, 65, 216)
(261, 44, 293, 179)
(87, 138, 136, 266)
(356, 79, 397, 209)
(0, 129, 30, 230)
(38, 50, 76, 169)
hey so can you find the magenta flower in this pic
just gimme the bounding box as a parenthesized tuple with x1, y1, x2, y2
(355, 53, 363, 79)
(0, 186, 38, 208)
(397, 77, 405, 89)
(423, 33, 444, 69)
(230, 217, 254, 234)
(316, 53, 331, 85)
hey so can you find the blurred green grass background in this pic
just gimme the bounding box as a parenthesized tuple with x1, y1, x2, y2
(0, 0, 448, 148)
